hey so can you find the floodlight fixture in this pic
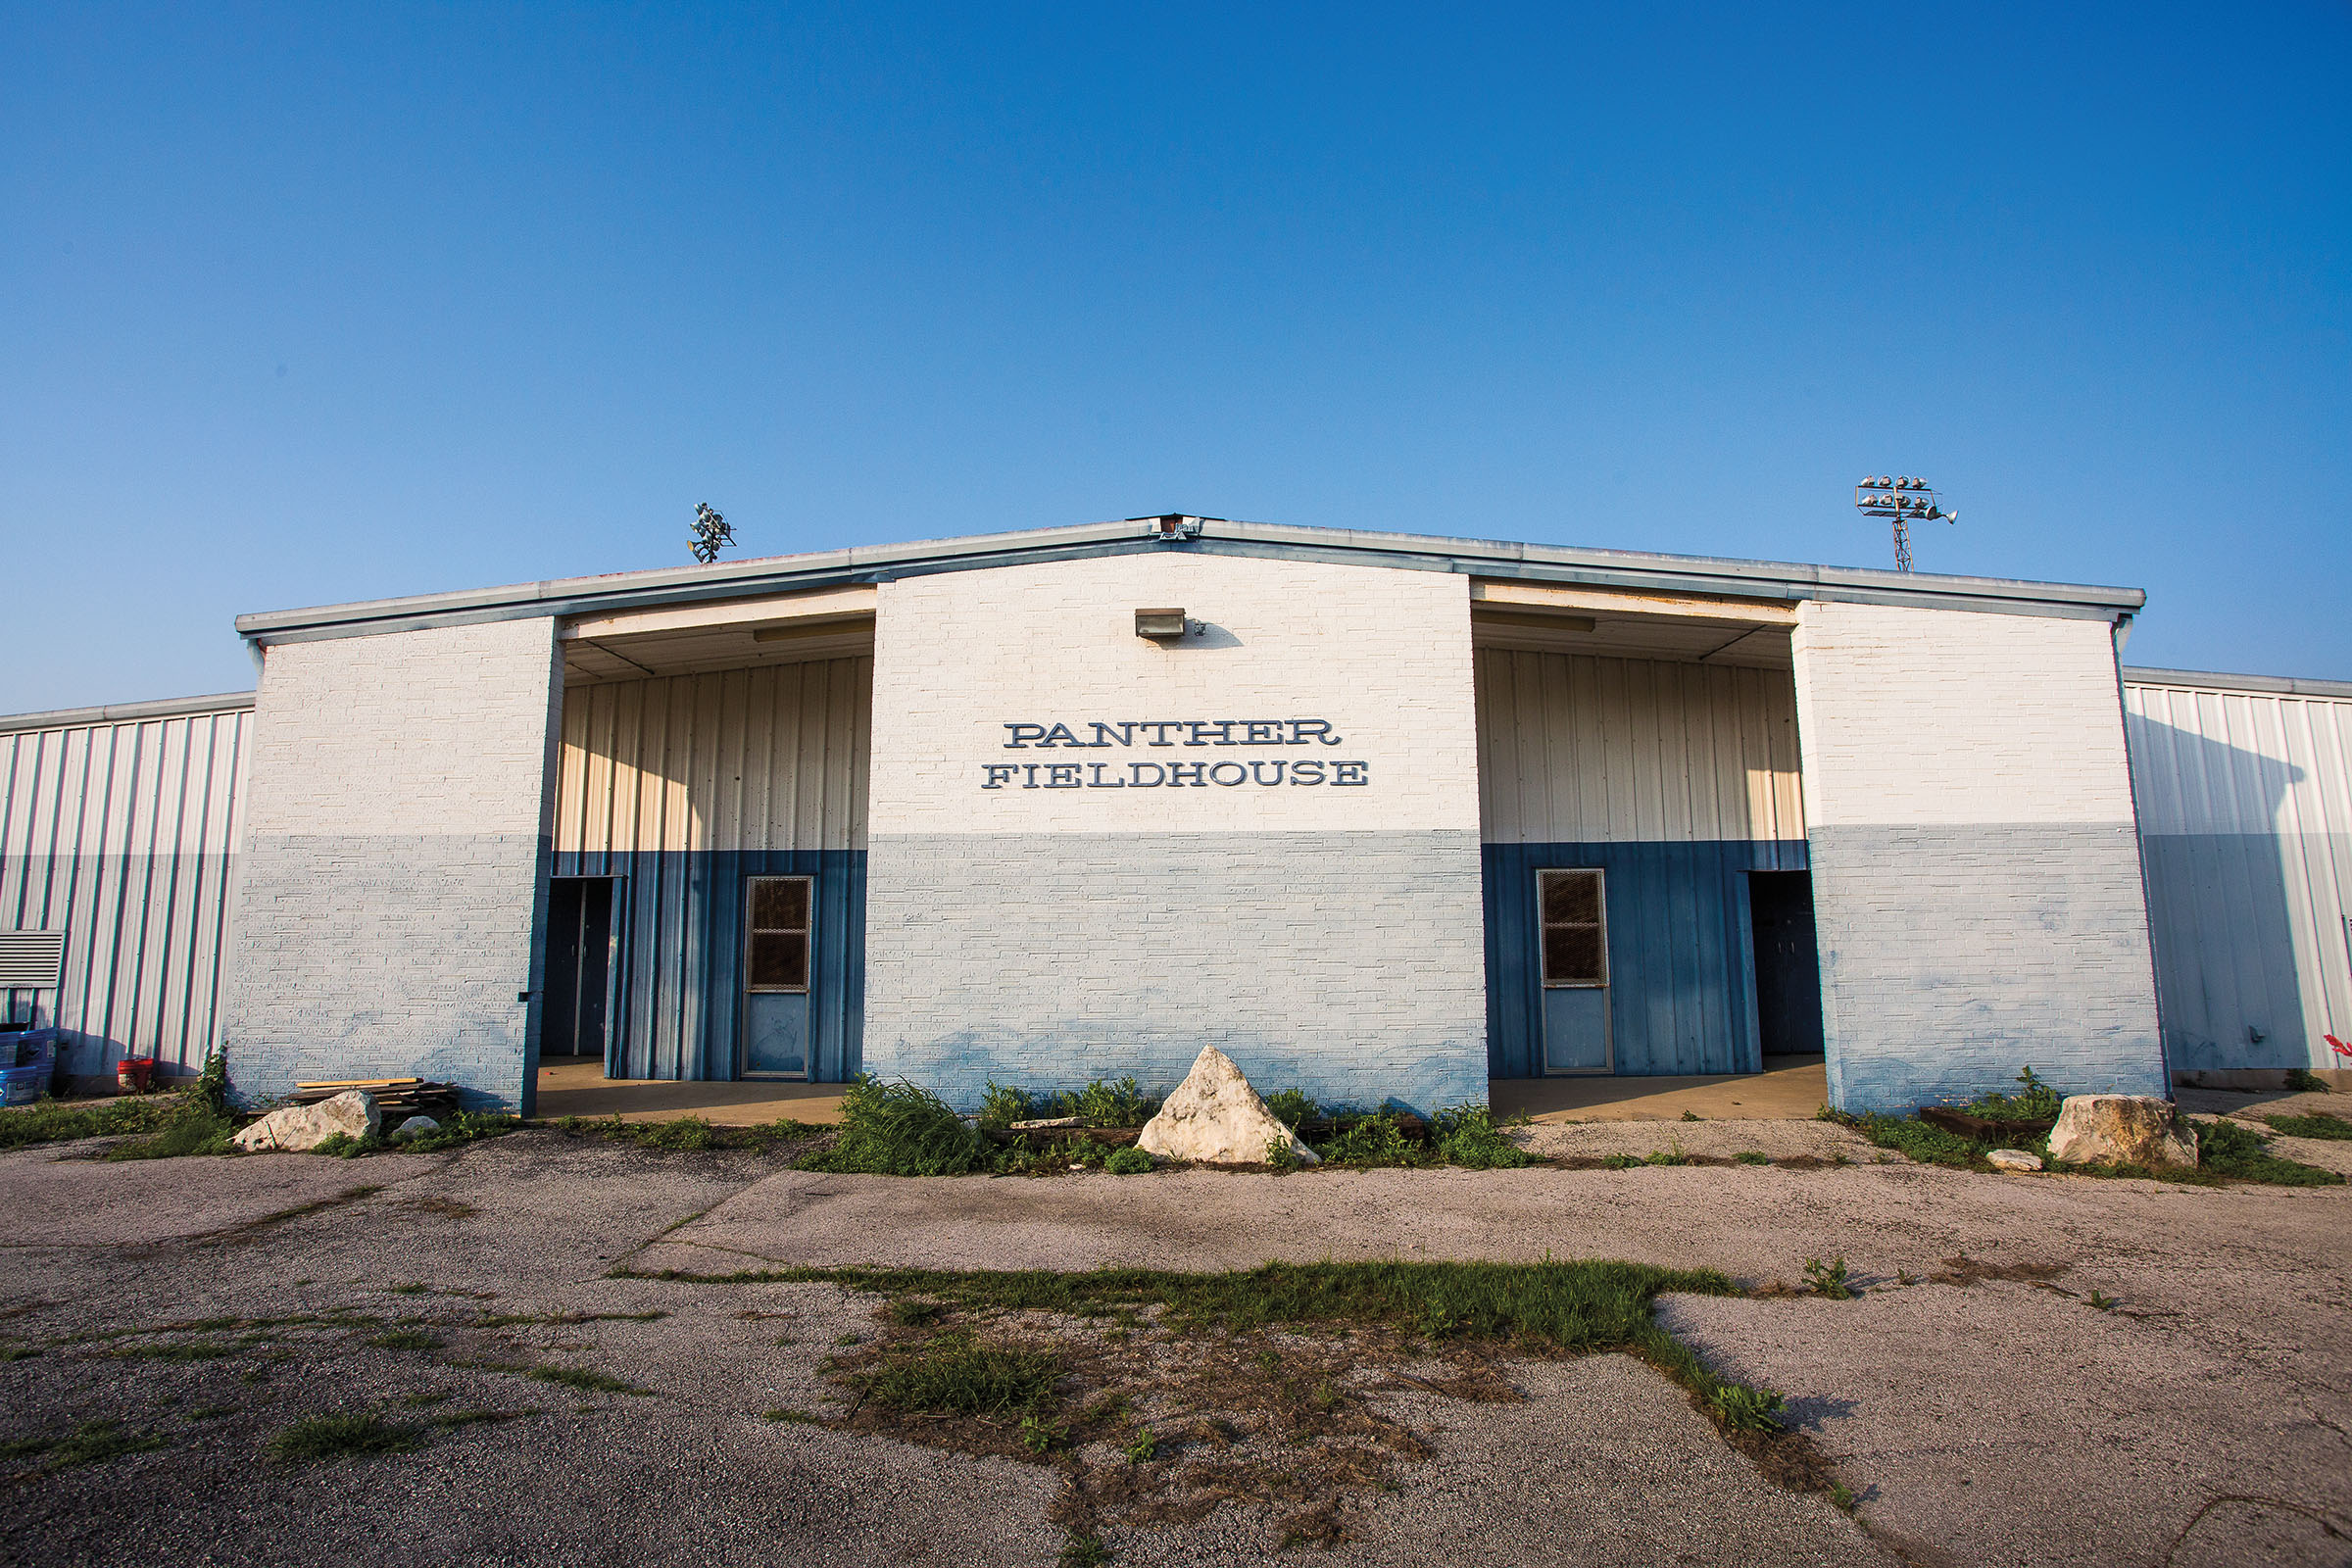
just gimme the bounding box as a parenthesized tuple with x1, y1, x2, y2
(1853, 475, 1957, 572)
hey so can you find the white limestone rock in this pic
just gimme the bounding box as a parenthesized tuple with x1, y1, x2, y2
(230, 1090, 380, 1152)
(389, 1114, 440, 1143)
(2045, 1095, 2199, 1170)
(1985, 1148, 2043, 1173)
(1136, 1047, 1319, 1166)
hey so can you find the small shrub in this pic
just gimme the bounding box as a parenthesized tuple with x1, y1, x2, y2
(1600, 1153, 1639, 1170)
(1734, 1151, 1771, 1166)
(268, 1412, 423, 1463)
(2283, 1068, 2328, 1094)
(1801, 1257, 1856, 1299)
(1048, 1077, 1158, 1128)
(1965, 1065, 2065, 1124)
(1265, 1133, 1298, 1170)
(1104, 1146, 1152, 1175)
(106, 1101, 239, 1159)
(1642, 1144, 1690, 1167)
(978, 1081, 1034, 1130)
(1315, 1112, 1422, 1167)
(1262, 1089, 1318, 1130)
(1432, 1104, 1530, 1169)
(796, 1077, 991, 1177)
(1711, 1382, 1788, 1432)
(2264, 1110, 2352, 1141)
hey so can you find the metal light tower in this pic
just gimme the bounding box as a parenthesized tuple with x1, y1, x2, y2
(1853, 475, 1956, 572)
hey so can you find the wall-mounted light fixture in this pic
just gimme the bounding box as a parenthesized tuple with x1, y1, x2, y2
(1135, 607, 1191, 641)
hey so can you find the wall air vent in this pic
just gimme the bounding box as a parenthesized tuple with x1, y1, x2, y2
(0, 931, 66, 991)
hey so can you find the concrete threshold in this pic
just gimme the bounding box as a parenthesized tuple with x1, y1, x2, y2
(533, 1058, 849, 1125)
(1490, 1055, 1827, 1123)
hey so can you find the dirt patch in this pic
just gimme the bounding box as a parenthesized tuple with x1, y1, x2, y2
(817, 1289, 1847, 1550)
(1927, 1254, 2070, 1288)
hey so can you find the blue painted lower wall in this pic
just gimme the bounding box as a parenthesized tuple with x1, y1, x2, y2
(1483, 839, 1808, 1079)
(550, 848, 865, 1082)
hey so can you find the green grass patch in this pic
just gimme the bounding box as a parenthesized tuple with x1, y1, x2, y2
(526, 1363, 651, 1396)
(104, 1102, 239, 1159)
(268, 1412, 423, 1463)
(0, 1094, 183, 1150)
(15, 1420, 169, 1470)
(94, 1340, 240, 1361)
(2198, 1118, 2345, 1186)
(627, 1258, 1740, 1350)
(849, 1331, 1061, 1416)
(2263, 1110, 2352, 1141)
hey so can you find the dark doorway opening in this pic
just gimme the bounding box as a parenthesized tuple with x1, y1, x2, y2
(1748, 871, 1825, 1056)
(544, 877, 615, 1063)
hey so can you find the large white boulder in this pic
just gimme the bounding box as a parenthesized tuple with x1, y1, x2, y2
(2045, 1095, 2198, 1170)
(230, 1090, 380, 1152)
(1136, 1047, 1318, 1166)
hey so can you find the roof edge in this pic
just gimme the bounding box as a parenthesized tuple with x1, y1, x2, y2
(236, 516, 2147, 643)
(2123, 665, 2352, 701)
(0, 690, 258, 735)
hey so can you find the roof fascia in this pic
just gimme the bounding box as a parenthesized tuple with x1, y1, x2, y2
(236, 516, 2145, 646)
(2123, 665, 2352, 701)
(0, 690, 257, 735)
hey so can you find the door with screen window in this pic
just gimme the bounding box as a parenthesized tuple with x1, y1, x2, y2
(1538, 869, 1611, 1073)
(743, 876, 812, 1078)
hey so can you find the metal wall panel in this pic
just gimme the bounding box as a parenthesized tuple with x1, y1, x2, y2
(2124, 677, 2352, 1069)
(552, 660, 872, 1079)
(1474, 649, 1806, 845)
(0, 704, 250, 1078)
(1473, 650, 1808, 1076)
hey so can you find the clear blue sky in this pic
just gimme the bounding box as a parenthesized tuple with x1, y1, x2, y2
(4, 3, 2346, 711)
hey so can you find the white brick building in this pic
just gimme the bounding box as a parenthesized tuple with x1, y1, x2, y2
(15, 514, 2327, 1114)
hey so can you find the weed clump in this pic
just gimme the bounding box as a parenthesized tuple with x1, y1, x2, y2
(976, 1077, 1161, 1129)
(796, 1077, 991, 1176)
(2283, 1068, 2328, 1094)
(1431, 1104, 1530, 1168)
(268, 1412, 423, 1463)
(1314, 1111, 1420, 1167)
(1963, 1066, 2064, 1124)
(849, 1331, 1060, 1416)
(1262, 1089, 1318, 1130)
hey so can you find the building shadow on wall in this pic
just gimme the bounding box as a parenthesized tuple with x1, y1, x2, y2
(2130, 713, 2309, 1072)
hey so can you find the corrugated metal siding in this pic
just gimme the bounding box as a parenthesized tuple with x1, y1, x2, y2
(2124, 678, 2352, 1068)
(1474, 650, 1808, 1076)
(553, 660, 872, 1079)
(1474, 649, 1805, 845)
(0, 705, 249, 1077)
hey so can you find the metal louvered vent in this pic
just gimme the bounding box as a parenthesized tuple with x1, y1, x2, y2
(0, 932, 66, 990)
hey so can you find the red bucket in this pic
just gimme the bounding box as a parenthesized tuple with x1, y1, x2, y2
(117, 1056, 156, 1094)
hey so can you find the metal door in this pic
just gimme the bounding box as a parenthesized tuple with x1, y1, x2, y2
(742, 876, 812, 1078)
(1538, 868, 1611, 1073)
(1747, 870, 1825, 1056)
(543, 877, 616, 1060)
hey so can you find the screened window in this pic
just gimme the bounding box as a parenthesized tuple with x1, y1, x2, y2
(1538, 869, 1607, 987)
(746, 877, 811, 993)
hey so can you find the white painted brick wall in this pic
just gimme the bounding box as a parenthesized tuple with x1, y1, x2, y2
(225, 618, 563, 1108)
(869, 552, 1480, 836)
(1791, 603, 2141, 828)
(1791, 601, 2165, 1108)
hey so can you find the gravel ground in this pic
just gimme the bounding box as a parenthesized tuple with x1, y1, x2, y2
(3, 1123, 2347, 1568)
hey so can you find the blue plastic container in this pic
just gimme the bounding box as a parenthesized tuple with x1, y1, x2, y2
(0, 1062, 47, 1105)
